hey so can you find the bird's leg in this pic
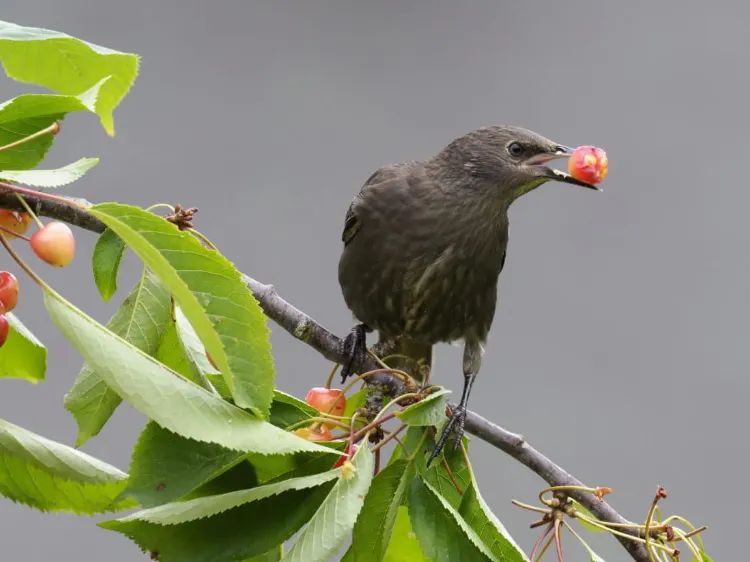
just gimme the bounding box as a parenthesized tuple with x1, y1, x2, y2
(427, 339, 482, 466)
(341, 323, 370, 382)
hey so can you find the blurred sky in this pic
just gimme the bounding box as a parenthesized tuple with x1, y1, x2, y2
(1, 1, 747, 560)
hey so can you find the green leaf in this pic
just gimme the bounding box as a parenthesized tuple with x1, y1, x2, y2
(46, 287, 332, 456)
(0, 157, 98, 187)
(409, 477, 496, 562)
(247, 443, 345, 485)
(174, 305, 220, 382)
(383, 507, 428, 562)
(92, 228, 127, 301)
(245, 547, 282, 562)
(89, 203, 275, 417)
(186, 460, 258, 499)
(343, 387, 368, 418)
(282, 445, 375, 562)
(569, 499, 607, 534)
(0, 20, 139, 135)
(0, 313, 46, 383)
(396, 388, 450, 426)
(0, 87, 102, 169)
(343, 458, 414, 562)
(155, 320, 208, 386)
(269, 390, 317, 429)
(459, 481, 528, 562)
(102, 472, 338, 562)
(124, 422, 245, 508)
(402, 426, 470, 509)
(117, 469, 339, 525)
(64, 269, 172, 445)
(0, 417, 131, 513)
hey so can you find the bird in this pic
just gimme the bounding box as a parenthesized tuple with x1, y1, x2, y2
(337, 125, 599, 464)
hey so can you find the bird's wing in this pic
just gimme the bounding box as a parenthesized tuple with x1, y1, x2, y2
(342, 163, 417, 245)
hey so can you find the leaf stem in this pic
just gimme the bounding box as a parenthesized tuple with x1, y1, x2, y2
(553, 518, 564, 562)
(188, 228, 218, 251)
(530, 522, 554, 561)
(512, 499, 552, 516)
(371, 423, 406, 453)
(0, 121, 59, 154)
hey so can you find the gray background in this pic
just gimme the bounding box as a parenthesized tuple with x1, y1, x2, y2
(0, 1, 745, 560)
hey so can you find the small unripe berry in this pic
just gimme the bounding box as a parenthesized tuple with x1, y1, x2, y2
(333, 443, 358, 468)
(30, 222, 76, 267)
(568, 146, 608, 185)
(294, 425, 333, 442)
(340, 460, 356, 480)
(0, 271, 18, 312)
(0, 210, 31, 239)
(0, 314, 8, 347)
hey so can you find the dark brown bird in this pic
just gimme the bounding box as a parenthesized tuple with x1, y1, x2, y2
(338, 126, 599, 463)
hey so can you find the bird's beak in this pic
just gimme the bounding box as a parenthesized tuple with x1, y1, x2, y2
(524, 145, 601, 191)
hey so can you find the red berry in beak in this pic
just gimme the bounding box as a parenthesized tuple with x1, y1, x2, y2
(568, 146, 608, 185)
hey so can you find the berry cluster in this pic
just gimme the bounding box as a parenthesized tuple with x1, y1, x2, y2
(0, 209, 76, 267)
(294, 387, 356, 467)
(0, 207, 77, 347)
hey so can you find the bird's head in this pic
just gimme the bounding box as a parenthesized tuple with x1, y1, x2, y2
(434, 125, 600, 201)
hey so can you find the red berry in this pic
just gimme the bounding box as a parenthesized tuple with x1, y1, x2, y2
(305, 387, 346, 418)
(30, 222, 76, 267)
(0, 210, 31, 239)
(568, 145, 608, 185)
(0, 271, 18, 312)
(0, 315, 8, 347)
(294, 425, 333, 442)
(333, 443, 358, 468)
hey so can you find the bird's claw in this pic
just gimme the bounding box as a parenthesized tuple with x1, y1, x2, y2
(341, 323, 368, 383)
(426, 405, 467, 467)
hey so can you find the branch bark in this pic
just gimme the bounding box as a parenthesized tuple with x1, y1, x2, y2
(0, 187, 649, 561)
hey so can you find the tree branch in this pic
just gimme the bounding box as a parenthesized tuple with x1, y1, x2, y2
(0, 187, 649, 561)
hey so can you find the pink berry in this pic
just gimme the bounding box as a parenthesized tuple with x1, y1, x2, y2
(30, 222, 76, 267)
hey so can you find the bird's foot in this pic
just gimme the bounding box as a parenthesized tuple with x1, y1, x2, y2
(341, 323, 368, 383)
(426, 404, 467, 467)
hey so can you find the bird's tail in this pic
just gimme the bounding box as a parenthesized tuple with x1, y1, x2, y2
(376, 335, 432, 383)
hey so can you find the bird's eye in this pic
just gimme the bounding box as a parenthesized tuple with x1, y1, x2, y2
(507, 142, 524, 157)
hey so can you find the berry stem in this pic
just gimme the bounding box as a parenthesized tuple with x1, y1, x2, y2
(14, 193, 44, 229)
(0, 231, 46, 288)
(340, 367, 413, 396)
(324, 362, 339, 389)
(0, 224, 30, 241)
(0, 121, 59, 154)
